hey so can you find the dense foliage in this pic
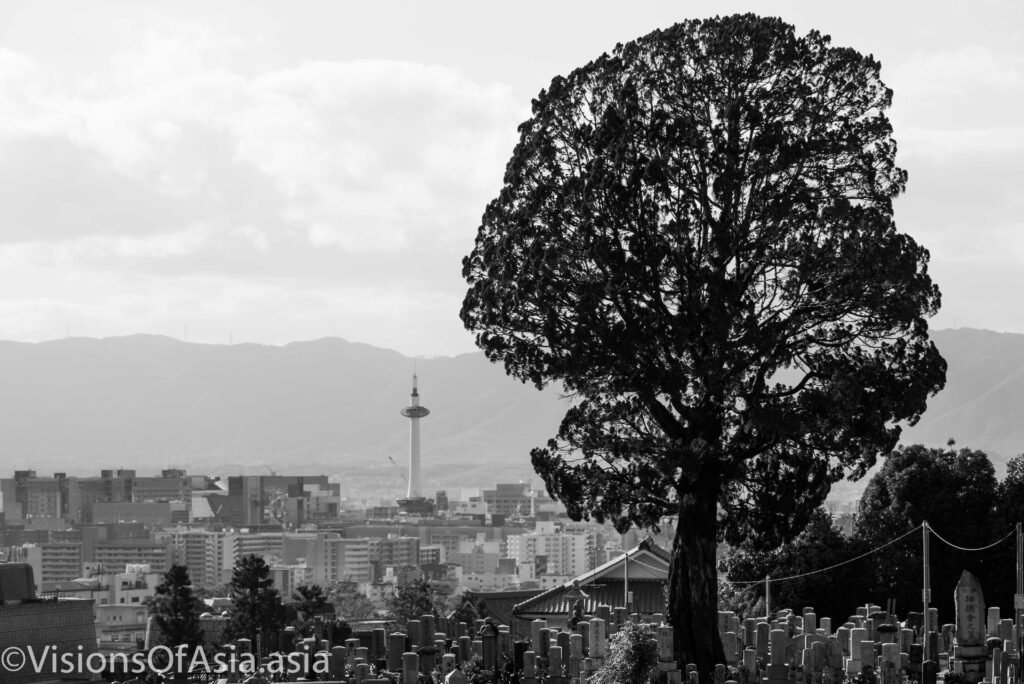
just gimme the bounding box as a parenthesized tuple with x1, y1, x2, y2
(386, 578, 443, 627)
(591, 622, 658, 684)
(461, 13, 945, 675)
(723, 445, 1021, 623)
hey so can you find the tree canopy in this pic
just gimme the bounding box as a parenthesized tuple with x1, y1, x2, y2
(857, 444, 1004, 621)
(461, 13, 945, 675)
(720, 508, 868, 623)
(722, 444, 1019, 624)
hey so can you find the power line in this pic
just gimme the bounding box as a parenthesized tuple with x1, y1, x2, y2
(727, 524, 923, 585)
(926, 523, 1015, 552)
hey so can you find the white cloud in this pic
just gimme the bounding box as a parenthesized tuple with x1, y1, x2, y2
(0, 32, 524, 257)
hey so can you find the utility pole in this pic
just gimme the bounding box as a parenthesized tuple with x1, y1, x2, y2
(623, 547, 630, 610)
(923, 522, 931, 662)
(1016, 522, 1023, 654)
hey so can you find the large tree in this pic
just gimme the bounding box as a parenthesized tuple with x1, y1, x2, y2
(147, 564, 203, 651)
(461, 14, 945, 676)
(224, 554, 286, 647)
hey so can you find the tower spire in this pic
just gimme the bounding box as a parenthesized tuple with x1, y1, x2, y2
(400, 372, 430, 502)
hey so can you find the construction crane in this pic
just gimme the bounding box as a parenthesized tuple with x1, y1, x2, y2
(387, 456, 408, 483)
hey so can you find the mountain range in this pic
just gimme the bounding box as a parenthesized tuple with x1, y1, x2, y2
(0, 328, 1019, 500)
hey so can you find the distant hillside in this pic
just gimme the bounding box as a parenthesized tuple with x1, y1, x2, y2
(0, 328, 1020, 497)
(0, 335, 566, 490)
(900, 328, 1024, 462)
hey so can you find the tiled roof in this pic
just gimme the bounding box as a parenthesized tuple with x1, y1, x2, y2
(512, 538, 670, 617)
(470, 589, 544, 628)
(514, 579, 667, 617)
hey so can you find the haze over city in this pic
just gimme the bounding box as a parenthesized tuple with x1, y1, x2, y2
(0, 0, 1020, 356)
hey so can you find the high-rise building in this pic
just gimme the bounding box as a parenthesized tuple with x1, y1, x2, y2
(22, 542, 83, 586)
(482, 483, 532, 518)
(309, 534, 371, 584)
(368, 535, 420, 568)
(224, 475, 330, 527)
(94, 540, 171, 574)
(1, 471, 70, 522)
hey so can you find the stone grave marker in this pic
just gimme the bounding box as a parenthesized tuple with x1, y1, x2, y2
(956, 570, 988, 684)
(922, 660, 938, 684)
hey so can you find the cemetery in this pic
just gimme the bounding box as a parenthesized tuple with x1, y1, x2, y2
(167, 562, 1021, 684)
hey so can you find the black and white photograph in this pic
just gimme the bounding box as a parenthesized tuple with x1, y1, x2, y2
(0, 1, 1020, 682)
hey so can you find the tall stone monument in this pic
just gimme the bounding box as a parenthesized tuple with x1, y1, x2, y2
(954, 570, 987, 683)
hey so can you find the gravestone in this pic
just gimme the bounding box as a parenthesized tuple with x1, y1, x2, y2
(387, 634, 405, 672)
(330, 645, 345, 679)
(402, 652, 419, 684)
(743, 647, 758, 682)
(556, 630, 570, 658)
(956, 570, 988, 683)
(744, 618, 757, 649)
(757, 622, 770, 658)
(922, 660, 938, 684)
(825, 639, 843, 670)
(989, 608, 1002, 636)
(590, 617, 608, 659)
(530, 620, 546, 651)
(523, 650, 537, 681)
(513, 641, 528, 671)
(537, 628, 551, 659)
(407, 620, 421, 648)
(836, 626, 851, 657)
(445, 668, 469, 684)
(549, 645, 564, 678)
(579, 620, 590, 653)
(880, 660, 897, 684)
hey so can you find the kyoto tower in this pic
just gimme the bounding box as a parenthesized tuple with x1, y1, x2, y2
(398, 374, 432, 514)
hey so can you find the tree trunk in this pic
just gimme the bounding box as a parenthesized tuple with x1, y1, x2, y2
(668, 470, 725, 683)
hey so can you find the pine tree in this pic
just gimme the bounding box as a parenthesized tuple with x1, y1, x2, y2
(224, 554, 285, 646)
(147, 564, 203, 651)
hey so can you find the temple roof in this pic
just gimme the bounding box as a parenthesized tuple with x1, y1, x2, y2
(512, 537, 670, 617)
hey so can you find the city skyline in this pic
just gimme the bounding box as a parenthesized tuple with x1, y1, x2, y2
(0, 1, 1018, 356)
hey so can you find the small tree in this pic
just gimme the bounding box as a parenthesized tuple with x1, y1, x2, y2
(386, 578, 440, 626)
(292, 583, 329, 622)
(591, 622, 657, 684)
(449, 590, 488, 626)
(147, 564, 203, 651)
(329, 581, 376, 620)
(224, 554, 285, 645)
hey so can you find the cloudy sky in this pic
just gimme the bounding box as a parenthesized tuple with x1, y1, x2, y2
(0, 0, 1019, 356)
